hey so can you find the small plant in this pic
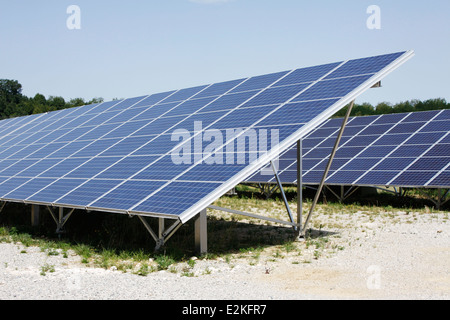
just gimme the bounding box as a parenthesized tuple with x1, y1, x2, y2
(40, 263, 55, 276)
(155, 254, 175, 271)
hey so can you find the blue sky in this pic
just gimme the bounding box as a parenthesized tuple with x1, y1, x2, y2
(1, 0, 449, 106)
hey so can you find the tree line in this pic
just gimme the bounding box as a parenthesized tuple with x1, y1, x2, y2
(334, 98, 450, 118)
(1, 79, 449, 120)
(0, 79, 103, 119)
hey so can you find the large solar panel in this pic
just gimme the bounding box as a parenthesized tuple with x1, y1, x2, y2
(246, 109, 450, 188)
(0, 51, 413, 223)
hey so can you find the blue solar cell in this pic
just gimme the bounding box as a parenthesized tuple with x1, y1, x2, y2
(3, 178, 56, 200)
(47, 140, 92, 159)
(0, 159, 37, 176)
(325, 52, 404, 80)
(76, 123, 118, 141)
(428, 171, 450, 187)
(304, 147, 333, 159)
(389, 122, 426, 134)
(163, 96, 217, 117)
(419, 120, 450, 133)
(90, 180, 166, 211)
(8, 144, 44, 159)
(100, 136, 153, 157)
(136, 102, 179, 120)
(199, 90, 259, 113)
(230, 71, 289, 93)
(131, 91, 176, 108)
(102, 120, 148, 139)
(133, 155, 192, 181)
(390, 171, 437, 187)
(68, 139, 121, 158)
(357, 124, 392, 136)
(0, 177, 30, 197)
(212, 105, 277, 129)
(344, 135, 378, 147)
(27, 178, 86, 203)
(15, 159, 62, 177)
(373, 113, 408, 124)
(194, 79, 246, 99)
(163, 85, 208, 103)
(406, 110, 440, 122)
(132, 134, 179, 156)
(326, 170, 365, 184)
(373, 158, 415, 171)
(358, 146, 396, 158)
(408, 157, 449, 171)
(355, 171, 399, 186)
(423, 144, 450, 157)
(293, 74, 373, 102)
(390, 145, 430, 157)
(27, 142, 67, 159)
(96, 156, 159, 180)
(132, 182, 222, 215)
(177, 161, 247, 183)
(38, 158, 90, 178)
(105, 107, 149, 124)
(242, 83, 311, 108)
(373, 134, 410, 146)
(275, 62, 342, 86)
(131, 115, 185, 136)
(404, 132, 443, 145)
(65, 157, 122, 179)
(56, 179, 123, 207)
(107, 96, 147, 111)
(340, 158, 380, 171)
(334, 146, 365, 158)
(434, 109, 450, 121)
(256, 99, 339, 127)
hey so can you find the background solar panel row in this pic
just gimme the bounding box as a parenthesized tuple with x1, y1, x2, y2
(246, 109, 450, 188)
(0, 52, 411, 221)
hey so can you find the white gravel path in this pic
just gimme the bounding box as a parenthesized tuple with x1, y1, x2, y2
(0, 212, 449, 300)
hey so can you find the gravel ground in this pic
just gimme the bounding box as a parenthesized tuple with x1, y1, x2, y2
(0, 211, 449, 300)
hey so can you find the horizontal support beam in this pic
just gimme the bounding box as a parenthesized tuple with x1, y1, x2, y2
(208, 205, 296, 227)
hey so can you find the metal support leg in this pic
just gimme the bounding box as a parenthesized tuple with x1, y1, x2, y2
(46, 207, 75, 234)
(195, 209, 207, 255)
(297, 139, 303, 238)
(302, 100, 355, 236)
(271, 160, 295, 228)
(31, 205, 40, 227)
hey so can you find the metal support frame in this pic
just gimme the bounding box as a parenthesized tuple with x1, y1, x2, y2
(46, 206, 75, 234)
(296, 139, 303, 238)
(0, 201, 6, 214)
(324, 185, 360, 202)
(195, 209, 207, 255)
(271, 160, 295, 228)
(138, 215, 183, 251)
(302, 100, 355, 236)
(417, 188, 450, 210)
(31, 204, 40, 227)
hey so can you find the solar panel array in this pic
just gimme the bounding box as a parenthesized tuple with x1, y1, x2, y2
(246, 109, 450, 188)
(0, 51, 413, 223)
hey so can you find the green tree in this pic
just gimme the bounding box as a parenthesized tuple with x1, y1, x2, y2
(0, 79, 24, 118)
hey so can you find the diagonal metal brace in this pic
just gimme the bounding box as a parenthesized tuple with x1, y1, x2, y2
(302, 100, 355, 236)
(271, 160, 296, 229)
(46, 206, 75, 234)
